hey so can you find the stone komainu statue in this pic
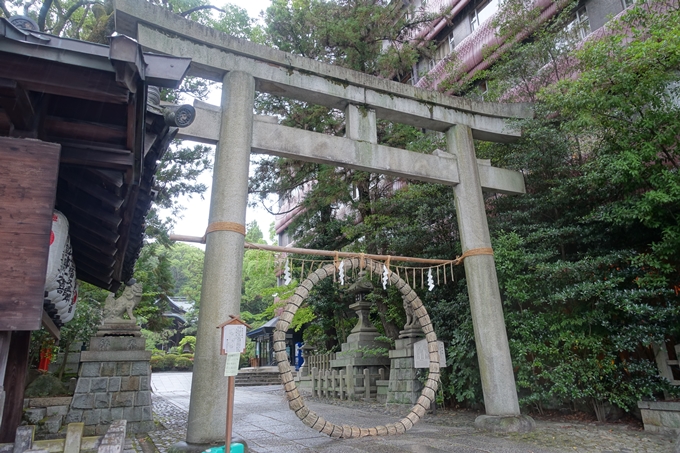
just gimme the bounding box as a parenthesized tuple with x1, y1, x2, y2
(103, 280, 143, 323)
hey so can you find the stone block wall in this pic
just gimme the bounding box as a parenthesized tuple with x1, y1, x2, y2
(387, 339, 423, 406)
(23, 397, 73, 437)
(69, 335, 153, 435)
(638, 401, 680, 436)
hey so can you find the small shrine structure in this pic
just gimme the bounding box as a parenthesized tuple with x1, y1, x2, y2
(0, 18, 194, 440)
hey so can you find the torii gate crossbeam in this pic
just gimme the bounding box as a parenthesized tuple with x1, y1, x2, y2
(112, 0, 535, 447)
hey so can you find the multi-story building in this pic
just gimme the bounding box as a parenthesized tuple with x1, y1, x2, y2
(406, 0, 634, 94)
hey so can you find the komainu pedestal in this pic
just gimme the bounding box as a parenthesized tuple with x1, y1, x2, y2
(68, 282, 153, 435)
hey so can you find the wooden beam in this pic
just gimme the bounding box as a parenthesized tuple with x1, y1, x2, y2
(76, 269, 114, 290)
(70, 234, 118, 257)
(41, 311, 60, 341)
(0, 78, 35, 131)
(72, 247, 117, 269)
(69, 224, 120, 247)
(57, 194, 122, 231)
(0, 331, 30, 443)
(59, 174, 125, 209)
(0, 53, 129, 105)
(60, 146, 134, 170)
(88, 168, 125, 188)
(72, 254, 115, 282)
(44, 116, 127, 146)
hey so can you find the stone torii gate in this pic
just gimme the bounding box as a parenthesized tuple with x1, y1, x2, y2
(113, 0, 534, 447)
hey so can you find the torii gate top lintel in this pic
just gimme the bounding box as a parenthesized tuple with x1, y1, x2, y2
(113, 0, 532, 144)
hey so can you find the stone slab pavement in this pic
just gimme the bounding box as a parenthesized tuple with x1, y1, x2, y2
(150, 372, 676, 453)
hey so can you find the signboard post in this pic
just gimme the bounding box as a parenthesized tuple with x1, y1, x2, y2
(217, 316, 250, 453)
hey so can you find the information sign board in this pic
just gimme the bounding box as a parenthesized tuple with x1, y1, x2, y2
(413, 339, 446, 369)
(224, 352, 241, 376)
(221, 324, 247, 354)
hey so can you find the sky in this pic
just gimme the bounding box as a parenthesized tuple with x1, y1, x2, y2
(164, 0, 277, 246)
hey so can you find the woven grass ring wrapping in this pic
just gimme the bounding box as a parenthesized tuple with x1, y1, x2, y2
(273, 258, 441, 438)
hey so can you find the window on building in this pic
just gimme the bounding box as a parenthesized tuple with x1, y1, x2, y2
(570, 6, 590, 40)
(433, 30, 456, 63)
(470, 0, 499, 32)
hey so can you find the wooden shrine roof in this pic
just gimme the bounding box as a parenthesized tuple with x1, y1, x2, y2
(0, 19, 192, 291)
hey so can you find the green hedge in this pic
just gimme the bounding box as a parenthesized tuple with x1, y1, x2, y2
(150, 353, 194, 371)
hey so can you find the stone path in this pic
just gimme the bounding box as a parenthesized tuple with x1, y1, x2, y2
(149, 372, 676, 453)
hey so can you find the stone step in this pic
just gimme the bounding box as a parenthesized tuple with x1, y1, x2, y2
(234, 367, 281, 387)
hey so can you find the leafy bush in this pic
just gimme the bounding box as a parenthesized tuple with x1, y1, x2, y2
(163, 354, 178, 369)
(175, 356, 193, 370)
(150, 355, 166, 371)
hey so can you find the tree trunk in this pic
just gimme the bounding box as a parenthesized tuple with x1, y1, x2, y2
(374, 298, 400, 340)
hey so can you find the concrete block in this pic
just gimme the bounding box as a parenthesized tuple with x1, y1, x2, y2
(108, 377, 121, 393)
(136, 391, 151, 406)
(29, 397, 72, 407)
(71, 394, 94, 410)
(111, 392, 134, 407)
(139, 376, 149, 391)
(83, 410, 100, 426)
(45, 405, 69, 417)
(111, 407, 124, 420)
(63, 422, 84, 453)
(79, 362, 100, 377)
(94, 393, 111, 409)
(100, 363, 116, 377)
(99, 409, 112, 424)
(120, 377, 140, 392)
(116, 362, 131, 376)
(14, 426, 34, 453)
(43, 415, 62, 434)
(74, 378, 91, 394)
(82, 426, 96, 437)
(128, 421, 156, 433)
(661, 411, 680, 429)
(141, 406, 153, 421)
(131, 362, 150, 376)
(90, 378, 108, 393)
(95, 424, 110, 436)
(64, 410, 83, 423)
(24, 408, 46, 424)
(80, 351, 151, 362)
(99, 420, 127, 452)
(123, 407, 142, 422)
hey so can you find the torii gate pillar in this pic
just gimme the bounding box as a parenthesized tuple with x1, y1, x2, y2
(448, 125, 534, 432)
(184, 71, 255, 447)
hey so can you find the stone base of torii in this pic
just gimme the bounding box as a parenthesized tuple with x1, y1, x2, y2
(113, 0, 536, 447)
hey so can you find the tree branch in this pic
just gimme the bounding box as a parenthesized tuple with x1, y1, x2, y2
(0, 0, 12, 19)
(38, 0, 54, 32)
(52, 0, 96, 35)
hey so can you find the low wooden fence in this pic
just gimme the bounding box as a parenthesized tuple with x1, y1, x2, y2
(311, 367, 386, 401)
(306, 352, 335, 371)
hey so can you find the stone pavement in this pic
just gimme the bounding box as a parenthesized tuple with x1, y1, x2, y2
(149, 372, 676, 453)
